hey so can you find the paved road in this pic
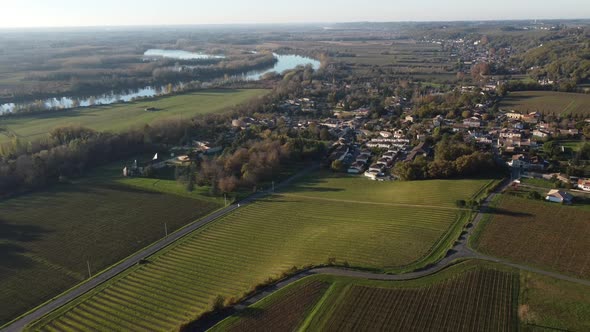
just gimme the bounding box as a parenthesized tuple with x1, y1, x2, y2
(6, 173, 589, 331)
(1, 165, 319, 332)
(198, 178, 590, 330)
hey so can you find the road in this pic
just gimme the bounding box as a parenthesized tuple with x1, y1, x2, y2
(1, 165, 319, 332)
(5, 172, 590, 331)
(197, 178, 590, 330)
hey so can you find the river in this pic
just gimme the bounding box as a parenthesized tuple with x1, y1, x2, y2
(0, 52, 320, 115)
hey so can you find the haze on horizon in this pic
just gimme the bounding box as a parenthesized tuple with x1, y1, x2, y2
(2, 0, 589, 28)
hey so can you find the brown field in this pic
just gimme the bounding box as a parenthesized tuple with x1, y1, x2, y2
(499, 91, 590, 116)
(476, 195, 590, 279)
(316, 269, 517, 332)
(215, 280, 329, 332)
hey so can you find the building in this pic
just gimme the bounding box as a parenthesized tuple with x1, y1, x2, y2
(577, 179, 590, 192)
(545, 190, 573, 204)
(463, 117, 482, 128)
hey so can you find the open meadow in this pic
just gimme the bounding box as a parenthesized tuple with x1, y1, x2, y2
(499, 91, 590, 117)
(474, 195, 590, 280)
(0, 177, 222, 325)
(0, 89, 267, 144)
(214, 260, 590, 332)
(26, 174, 494, 331)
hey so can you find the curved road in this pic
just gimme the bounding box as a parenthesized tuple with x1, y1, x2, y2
(197, 181, 590, 330)
(1, 165, 319, 332)
(4, 174, 589, 331)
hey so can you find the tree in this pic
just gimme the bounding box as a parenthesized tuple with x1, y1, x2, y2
(331, 159, 344, 172)
(543, 141, 561, 159)
(218, 176, 239, 193)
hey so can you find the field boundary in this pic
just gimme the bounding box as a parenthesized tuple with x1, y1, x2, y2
(0, 203, 229, 330)
(278, 192, 470, 211)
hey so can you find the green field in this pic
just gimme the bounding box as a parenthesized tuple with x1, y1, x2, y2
(27, 174, 492, 331)
(0, 178, 222, 325)
(500, 91, 590, 116)
(215, 261, 590, 332)
(214, 261, 519, 332)
(0, 89, 267, 144)
(520, 270, 590, 331)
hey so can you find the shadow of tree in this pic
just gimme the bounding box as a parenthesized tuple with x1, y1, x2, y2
(485, 207, 534, 218)
(0, 219, 51, 271)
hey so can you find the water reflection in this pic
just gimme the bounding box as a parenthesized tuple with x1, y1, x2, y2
(0, 53, 320, 115)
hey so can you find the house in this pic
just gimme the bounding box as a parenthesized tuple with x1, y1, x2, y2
(577, 179, 590, 192)
(506, 112, 523, 120)
(463, 117, 482, 128)
(368, 164, 384, 173)
(545, 190, 573, 204)
(508, 154, 530, 169)
(348, 161, 366, 174)
(532, 130, 551, 139)
(433, 115, 444, 127)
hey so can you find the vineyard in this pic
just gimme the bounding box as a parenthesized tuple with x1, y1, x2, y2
(475, 195, 590, 279)
(499, 91, 590, 116)
(315, 270, 517, 332)
(213, 280, 330, 331)
(0, 183, 221, 326)
(213, 263, 519, 331)
(27, 176, 490, 331)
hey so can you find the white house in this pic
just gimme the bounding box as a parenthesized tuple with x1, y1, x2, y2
(545, 190, 573, 204)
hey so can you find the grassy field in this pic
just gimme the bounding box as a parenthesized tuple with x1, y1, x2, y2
(519, 270, 590, 331)
(474, 195, 590, 280)
(26, 174, 493, 331)
(0, 178, 222, 325)
(215, 261, 519, 332)
(0, 89, 267, 144)
(214, 260, 590, 331)
(499, 91, 590, 116)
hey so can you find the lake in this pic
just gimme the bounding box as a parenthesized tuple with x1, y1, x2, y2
(0, 53, 320, 115)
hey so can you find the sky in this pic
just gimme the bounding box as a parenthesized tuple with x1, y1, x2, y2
(2, 0, 589, 28)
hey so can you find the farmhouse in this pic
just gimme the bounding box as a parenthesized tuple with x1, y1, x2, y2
(545, 190, 573, 204)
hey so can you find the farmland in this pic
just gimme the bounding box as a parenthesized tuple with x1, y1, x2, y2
(499, 91, 590, 116)
(519, 271, 590, 331)
(474, 195, 590, 280)
(215, 261, 519, 332)
(213, 280, 330, 332)
(0, 181, 221, 325)
(213, 261, 590, 331)
(26, 175, 492, 331)
(0, 89, 267, 144)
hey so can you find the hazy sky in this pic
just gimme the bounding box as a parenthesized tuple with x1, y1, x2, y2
(2, 0, 589, 28)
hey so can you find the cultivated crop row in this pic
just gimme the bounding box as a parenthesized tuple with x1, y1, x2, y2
(30, 192, 461, 331)
(477, 195, 590, 279)
(320, 269, 517, 331)
(0, 183, 219, 326)
(218, 280, 329, 331)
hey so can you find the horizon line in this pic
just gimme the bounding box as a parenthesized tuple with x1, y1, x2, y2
(1, 17, 589, 30)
